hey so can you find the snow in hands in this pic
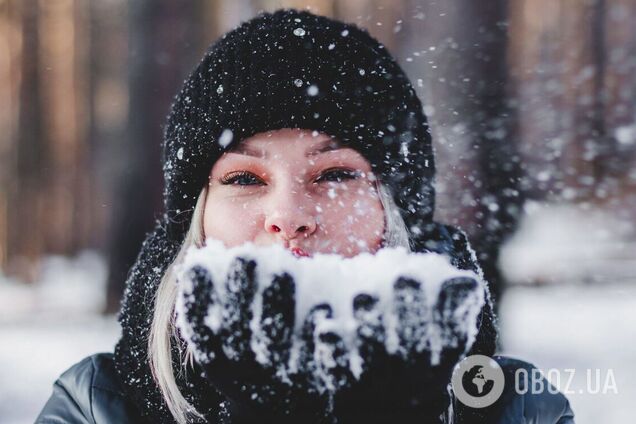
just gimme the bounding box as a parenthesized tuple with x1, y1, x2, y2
(175, 240, 485, 398)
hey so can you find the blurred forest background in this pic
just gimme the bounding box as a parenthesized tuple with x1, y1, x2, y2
(1, 1, 635, 422)
(2, 0, 635, 308)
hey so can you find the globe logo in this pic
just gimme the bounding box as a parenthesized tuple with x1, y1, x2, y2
(463, 365, 495, 396)
(451, 355, 505, 408)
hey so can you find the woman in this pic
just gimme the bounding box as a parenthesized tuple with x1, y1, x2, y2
(37, 9, 574, 424)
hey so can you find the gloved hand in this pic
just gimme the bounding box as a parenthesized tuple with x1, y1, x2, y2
(329, 276, 481, 422)
(176, 257, 327, 420)
(176, 246, 485, 423)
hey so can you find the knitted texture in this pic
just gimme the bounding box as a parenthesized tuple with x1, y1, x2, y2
(113, 221, 230, 423)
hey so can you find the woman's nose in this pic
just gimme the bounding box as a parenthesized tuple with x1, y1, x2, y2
(264, 194, 317, 240)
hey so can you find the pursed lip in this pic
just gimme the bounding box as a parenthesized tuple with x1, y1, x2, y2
(290, 246, 310, 258)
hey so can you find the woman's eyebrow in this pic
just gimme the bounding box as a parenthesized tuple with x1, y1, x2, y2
(229, 139, 342, 158)
(229, 145, 266, 158)
(305, 141, 342, 157)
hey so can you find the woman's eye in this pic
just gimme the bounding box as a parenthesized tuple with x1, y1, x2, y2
(220, 171, 263, 186)
(316, 168, 360, 183)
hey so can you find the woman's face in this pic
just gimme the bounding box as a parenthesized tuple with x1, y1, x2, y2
(204, 128, 385, 257)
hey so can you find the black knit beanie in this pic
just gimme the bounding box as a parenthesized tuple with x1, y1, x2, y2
(114, 9, 497, 423)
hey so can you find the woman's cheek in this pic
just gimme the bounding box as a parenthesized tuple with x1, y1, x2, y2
(317, 185, 384, 255)
(205, 197, 263, 247)
(346, 196, 384, 251)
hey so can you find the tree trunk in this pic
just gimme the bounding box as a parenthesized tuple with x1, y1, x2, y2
(105, 0, 206, 312)
(401, 0, 523, 307)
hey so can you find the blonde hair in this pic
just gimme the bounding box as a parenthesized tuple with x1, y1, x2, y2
(149, 179, 411, 423)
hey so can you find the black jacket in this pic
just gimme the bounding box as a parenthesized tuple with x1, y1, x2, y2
(36, 353, 574, 424)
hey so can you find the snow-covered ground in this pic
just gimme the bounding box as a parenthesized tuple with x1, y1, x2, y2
(0, 315, 120, 424)
(499, 284, 636, 423)
(0, 251, 119, 424)
(500, 202, 636, 285)
(500, 202, 636, 284)
(498, 202, 635, 422)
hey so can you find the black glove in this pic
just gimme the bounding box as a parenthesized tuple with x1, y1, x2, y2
(330, 276, 481, 423)
(177, 257, 327, 421)
(177, 251, 485, 423)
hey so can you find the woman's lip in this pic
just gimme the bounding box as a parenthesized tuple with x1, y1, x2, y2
(290, 247, 310, 257)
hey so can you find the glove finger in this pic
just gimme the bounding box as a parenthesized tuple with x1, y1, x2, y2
(297, 303, 342, 393)
(221, 257, 257, 361)
(352, 293, 385, 372)
(316, 330, 352, 392)
(434, 276, 479, 355)
(330, 293, 391, 417)
(259, 272, 296, 370)
(393, 277, 430, 358)
(310, 304, 353, 392)
(296, 304, 326, 391)
(180, 265, 223, 364)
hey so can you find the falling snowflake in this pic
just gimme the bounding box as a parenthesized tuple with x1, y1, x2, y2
(615, 124, 636, 145)
(307, 85, 319, 96)
(400, 142, 409, 158)
(218, 129, 233, 147)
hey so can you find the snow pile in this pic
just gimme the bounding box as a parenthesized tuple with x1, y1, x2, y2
(0, 250, 107, 321)
(499, 202, 636, 284)
(0, 252, 115, 424)
(500, 284, 636, 423)
(175, 239, 484, 392)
